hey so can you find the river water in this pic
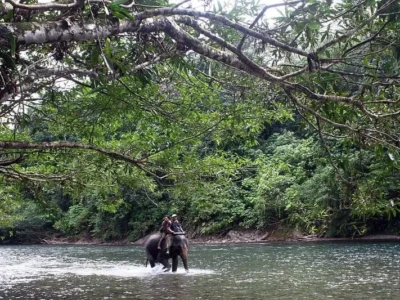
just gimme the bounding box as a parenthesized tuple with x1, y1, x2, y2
(1, 242, 400, 299)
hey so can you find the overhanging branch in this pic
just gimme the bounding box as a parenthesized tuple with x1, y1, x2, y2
(0, 141, 158, 177)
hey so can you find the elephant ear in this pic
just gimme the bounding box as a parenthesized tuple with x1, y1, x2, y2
(173, 235, 187, 247)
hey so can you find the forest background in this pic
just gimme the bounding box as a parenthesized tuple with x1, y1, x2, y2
(1, 0, 400, 243)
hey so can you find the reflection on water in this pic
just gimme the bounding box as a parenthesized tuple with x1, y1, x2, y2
(1, 242, 400, 299)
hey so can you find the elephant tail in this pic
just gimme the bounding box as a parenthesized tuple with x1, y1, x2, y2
(145, 258, 148, 267)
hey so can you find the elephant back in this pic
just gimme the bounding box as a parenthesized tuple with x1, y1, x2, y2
(144, 233, 162, 254)
(144, 233, 188, 251)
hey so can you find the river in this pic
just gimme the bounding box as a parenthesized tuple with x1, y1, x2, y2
(1, 242, 400, 299)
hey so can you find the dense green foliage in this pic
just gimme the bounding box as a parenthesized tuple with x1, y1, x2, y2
(2, 124, 400, 241)
(1, 0, 400, 242)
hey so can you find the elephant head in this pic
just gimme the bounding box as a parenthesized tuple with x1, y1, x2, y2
(145, 233, 189, 272)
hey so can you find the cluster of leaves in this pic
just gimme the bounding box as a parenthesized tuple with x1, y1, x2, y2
(2, 121, 400, 241)
(2, 0, 400, 242)
(241, 131, 400, 237)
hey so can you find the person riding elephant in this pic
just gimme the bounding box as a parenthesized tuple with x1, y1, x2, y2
(145, 232, 189, 272)
(157, 216, 174, 254)
(171, 214, 184, 233)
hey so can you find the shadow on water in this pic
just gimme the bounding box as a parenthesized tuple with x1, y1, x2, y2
(1, 242, 400, 299)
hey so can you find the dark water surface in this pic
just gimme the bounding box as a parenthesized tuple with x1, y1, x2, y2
(1, 242, 400, 299)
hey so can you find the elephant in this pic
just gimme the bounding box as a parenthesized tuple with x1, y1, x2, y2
(145, 233, 189, 272)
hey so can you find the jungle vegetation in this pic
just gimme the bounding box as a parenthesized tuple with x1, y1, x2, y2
(1, 0, 400, 242)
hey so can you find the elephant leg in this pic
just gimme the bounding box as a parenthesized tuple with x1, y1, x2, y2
(146, 252, 156, 268)
(172, 256, 178, 273)
(162, 260, 171, 272)
(180, 245, 189, 272)
(157, 250, 171, 272)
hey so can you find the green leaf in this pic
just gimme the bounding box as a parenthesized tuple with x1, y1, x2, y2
(119, 10, 135, 21)
(366, 0, 375, 7)
(217, 1, 222, 12)
(2, 10, 13, 22)
(308, 22, 320, 31)
(87, 86, 107, 94)
(111, 11, 126, 20)
(0, 52, 15, 69)
(109, 4, 135, 21)
(305, 26, 312, 42)
(105, 38, 112, 57)
(9, 34, 16, 58)
(89, 44, 101, 67)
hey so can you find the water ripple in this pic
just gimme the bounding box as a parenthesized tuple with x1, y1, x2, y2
(1, 242, 400, 299)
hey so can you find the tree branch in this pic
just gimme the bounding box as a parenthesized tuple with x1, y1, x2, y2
(237, 0, 303, 51)
(135, 8, 310, 57)
(342, 18, 392, 57)
(316, 116, 350, 184)
(0, 141, 158, 176)
(5, 0, 80, 11)
(316, 0, 399, 55)
(0, 167, 74, 182)
(0, 155, 24, 166)
(285, 89, 400, 149)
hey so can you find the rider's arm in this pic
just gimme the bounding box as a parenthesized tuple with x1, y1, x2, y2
(165, 222, 174, 234)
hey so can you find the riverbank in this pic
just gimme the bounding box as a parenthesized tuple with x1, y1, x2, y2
(8, 228, 400, 246)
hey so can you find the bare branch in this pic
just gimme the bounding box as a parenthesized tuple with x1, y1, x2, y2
(285, 89, 400, 149)
(172, 0, 191, 9)
(0, 155, 24, 167)
(31, 67, 99, 79)
(0, 167, 74, 182)
(0, 141, 157, 176)
(135, 8, 310, 57)
(178, 17, 274, 77)
(5, 0, 80, 11)
(317, 0, 400, 55)
(237, 0, 303, 51)
(342, 18, 392, 57)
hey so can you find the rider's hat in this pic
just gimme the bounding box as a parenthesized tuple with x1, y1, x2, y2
(171, 214, 177, 217)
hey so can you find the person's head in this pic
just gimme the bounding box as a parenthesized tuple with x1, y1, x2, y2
(171, 214, 177, 221)
(164, 215, 170, 221)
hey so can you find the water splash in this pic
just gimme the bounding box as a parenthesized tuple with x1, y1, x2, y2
(148, 264, 214, 276)
(65, 264, 214, 277)
(0, 250, 214, 288)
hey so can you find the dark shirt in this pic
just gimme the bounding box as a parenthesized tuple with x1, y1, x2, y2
(161, 219, 172, 233)
(171, 220, 183, 233)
